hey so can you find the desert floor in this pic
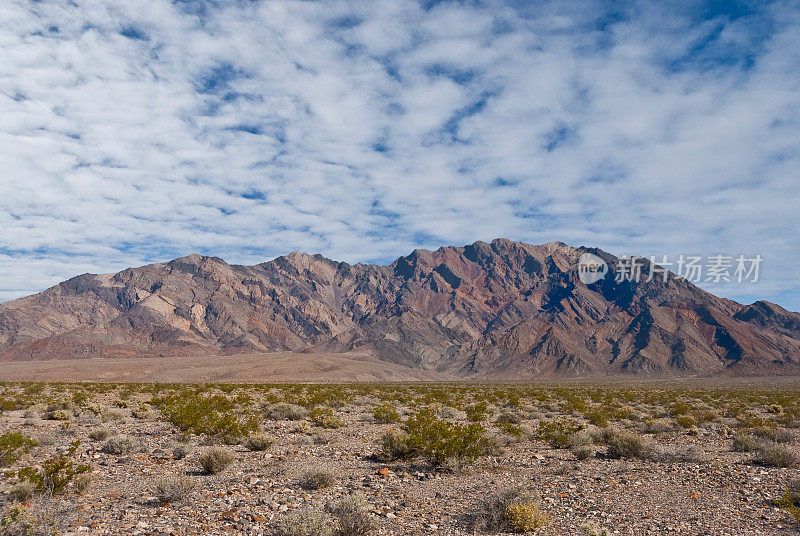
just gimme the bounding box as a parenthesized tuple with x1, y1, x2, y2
(0, 381, 798, 535)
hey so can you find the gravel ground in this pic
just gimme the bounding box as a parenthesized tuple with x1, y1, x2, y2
(0, 389, 798, 536)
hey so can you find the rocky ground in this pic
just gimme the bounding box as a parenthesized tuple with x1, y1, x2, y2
(0, 383, 798, 535)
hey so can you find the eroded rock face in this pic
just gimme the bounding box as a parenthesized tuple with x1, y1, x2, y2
(1, 239, 798, 377)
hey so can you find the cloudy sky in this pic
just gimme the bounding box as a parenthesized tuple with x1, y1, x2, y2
(1, 0, 799, 309)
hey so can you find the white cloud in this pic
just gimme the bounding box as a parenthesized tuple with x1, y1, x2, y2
(0, 0, 799, 309)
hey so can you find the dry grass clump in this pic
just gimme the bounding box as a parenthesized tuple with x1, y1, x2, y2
(0, 497, 66, 536)
(275, 509, 333, 536)
(264, 403, 307, 421)
(651, 444, 708, 464)
(169, 439, 193, 460)
(752, 443, 799, 468)
(470, 487, 549, 533)
(154, 475, 195, 504)
(102, 435, 142, 455)
(309, 407, 345, 429)
(299, 467, 337, 490)
(732, 432, 763, 452)
(572, 444, 597, 460)
(601, 428, 651, 459)
(327, 495, 375, 536)
(10, 481, 36, 502)
(198, 447, 235, 475)
(244, 433, 274, 452)
(88, 429, 109, 442)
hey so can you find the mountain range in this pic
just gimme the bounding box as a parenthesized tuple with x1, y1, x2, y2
(1, 239, 799, 377)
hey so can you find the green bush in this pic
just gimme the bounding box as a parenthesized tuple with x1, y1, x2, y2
(153, 392, 258, 441)
(0, 432, 38, 467)
(13, 441, 91, 495)
(309, 407, 345, 429)
(537, 419, 584, 449)
(776, 479, 800, 522)
(383, 407, 496, 468)
(465, 401, 492, 422)
(379, 430, 415, 461)
(372, 403, 401, 424)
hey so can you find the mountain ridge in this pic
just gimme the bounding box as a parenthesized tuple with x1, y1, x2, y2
(1, 239, 799, 378)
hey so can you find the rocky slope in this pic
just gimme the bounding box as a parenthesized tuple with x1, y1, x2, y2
(1, 239, 798, 376)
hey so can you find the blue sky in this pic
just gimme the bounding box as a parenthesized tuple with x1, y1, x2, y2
(1, 0, 799, 310)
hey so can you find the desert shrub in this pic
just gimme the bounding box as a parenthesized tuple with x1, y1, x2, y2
(171, 441, 192, 460)
(44, 408, 71, 422)
(775, 429, 795, 444)
(102, 435, 141, 455)
(465, 401, 492, 422)
(753, 443, 799, 468)
(102, 408, 125, 422)
(312, 430, 330, 445)
(651, 444, 707, 463)
(732, 432, 763, 452)
(198, 447, 235, 475)
(245, 433, 274, 452)
(132, 403, 156, 420)
(582, 522, 612, 536)
(309, 407, 345, 429)
(154, 475, 195, 503)
(153, 392, 258, 441)
(88, 429, 109, 442)
(642, 418, 673, 434)
(379, 430, 415, 461)
(674, 415, 696, 429)
(372, 403, 401, 424)
(471, 487, 549, 533)
(506, 502, 550, 533)
(10, 481, 36, 502)
(327, 495, 375, 536)
(498, 420, 525, 438)
(571, 444, 596, 460)
(276, 510, 333, 536)
(72, 473, 91, 495)
(383, 407, 496, 468)
(568, 430, 594, 448)
(776, 479, 800, 522)
(264, 403, 307, 421)
(583, 409, 610, 428)
(13, 441, 91, 495)
(602, 428, 651, 459)
(299, 467, 336, 490)
(537, 419, 584, 449)
(0, 432, 38, 467)
(295, 420, 313, 434)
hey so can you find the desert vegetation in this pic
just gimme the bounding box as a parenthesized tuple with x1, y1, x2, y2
(0, 381, 798, 534)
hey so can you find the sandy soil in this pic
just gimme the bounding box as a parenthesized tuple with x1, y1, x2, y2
(0, 353, 458, 383)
